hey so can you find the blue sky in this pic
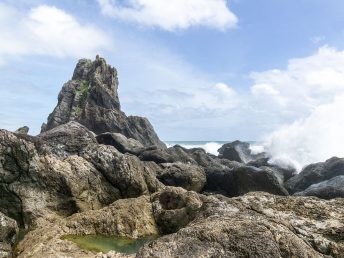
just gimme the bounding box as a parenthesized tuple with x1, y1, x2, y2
(1, 0, 344, 142)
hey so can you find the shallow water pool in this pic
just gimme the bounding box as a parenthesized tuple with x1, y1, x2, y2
(61, 234, 158, 254)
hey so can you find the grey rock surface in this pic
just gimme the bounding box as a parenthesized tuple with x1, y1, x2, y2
(138, 191, 344, 258)
(157, 163, 206, 192)
(294, 175, 344, 199)
(96, 132, 144, 155)
(218, 140, 265, 163)
(285, 157, 344, 194)
(204, 165, 289, 197)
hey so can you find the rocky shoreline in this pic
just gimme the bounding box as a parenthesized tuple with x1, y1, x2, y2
(1, 57, 343, 258)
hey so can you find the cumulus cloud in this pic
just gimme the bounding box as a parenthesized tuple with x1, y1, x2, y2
(0, 3, 110, 63)
(97, 0, 238, 31)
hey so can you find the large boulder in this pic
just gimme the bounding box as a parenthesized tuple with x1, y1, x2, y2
(38, 121, 97, 157)
(138, 147, 174, 164)
(96, 132, 144, 155)
(82, 144, 164, 198)
(294, 175, 344, 199)
(204, 165, 289, 197)
(156, 163, 206, 192)
(247, 157, 296, 181)
(166, 145, 197, 165)
(0, 212, 19, 258)
(42, 56, 165, 149)
(218, 140, 265, 163)
(285, 157, 344, 194)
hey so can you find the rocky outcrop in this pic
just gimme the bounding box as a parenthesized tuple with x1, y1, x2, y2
(0, 212, 19, 258)
(285, 157, 344, 194)
(218, 140, 265, 163)
(42, 56, 165, 149)
(0, 128, 163, 229)
(0, 129, 121, 227)
(14, 126, 29, 135)
(294, 175, 344, 199)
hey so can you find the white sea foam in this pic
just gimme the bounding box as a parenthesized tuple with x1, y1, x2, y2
(263, 94, 344, 172)
(165, 142, 223, 155)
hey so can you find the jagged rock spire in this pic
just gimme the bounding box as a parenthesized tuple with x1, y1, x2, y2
(42, 56, 166, 148)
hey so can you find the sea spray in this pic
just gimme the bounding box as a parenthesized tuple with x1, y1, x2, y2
(262, 94, 344, 172)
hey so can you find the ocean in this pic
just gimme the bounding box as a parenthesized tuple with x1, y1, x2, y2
(164, 141, 228, 155)
(164, 141, 263, 156)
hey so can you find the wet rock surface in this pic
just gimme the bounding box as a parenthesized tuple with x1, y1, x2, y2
(294, 175, 344, 199)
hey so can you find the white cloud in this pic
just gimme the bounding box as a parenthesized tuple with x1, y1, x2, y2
(250, 46, 344, 120)
(97, 0, 238, 31)
(0, 3, 111, 63)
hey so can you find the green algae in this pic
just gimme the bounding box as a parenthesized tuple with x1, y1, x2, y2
(60, 234, 158, 254)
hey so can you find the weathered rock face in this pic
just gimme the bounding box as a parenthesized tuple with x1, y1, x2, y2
(38, 121, 97, 157)
(138, 191, 344, 258)
(218, 140, 265, 163)
(0, 129, 121, 227)
(42, 56, 165, 149)
(0, 128, 163, 229)
(156, 163, 206, 192)
(81, 144, 164, 198)
(0, 212, 19, 258)
(294, 175, 344, 199)
(285, 157, 344, 194)
(12, 188, 344, 258)
(15, 196, 158, 258)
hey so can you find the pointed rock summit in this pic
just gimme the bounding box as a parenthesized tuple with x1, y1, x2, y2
(42, 56, 166, 148)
